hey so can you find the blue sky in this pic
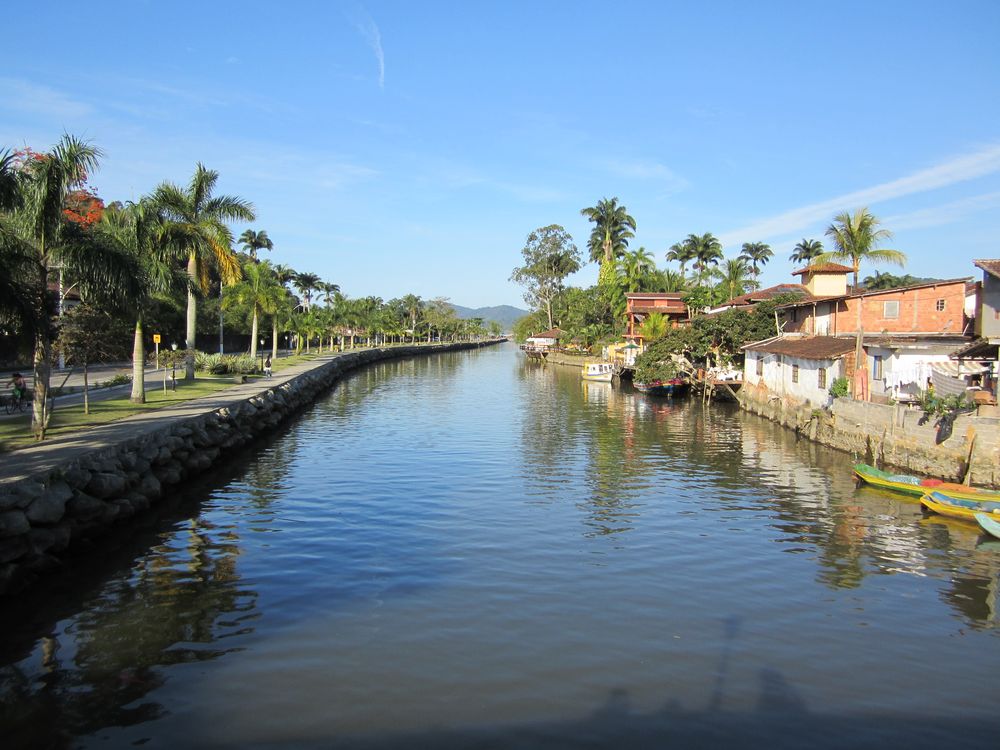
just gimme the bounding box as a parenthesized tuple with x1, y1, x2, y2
(3, 1, 999, 308)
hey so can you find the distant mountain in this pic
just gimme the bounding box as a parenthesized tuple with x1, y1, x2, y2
(450, 304, 529, 330)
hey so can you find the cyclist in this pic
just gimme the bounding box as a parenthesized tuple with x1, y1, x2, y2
(7, 372, 27, 403)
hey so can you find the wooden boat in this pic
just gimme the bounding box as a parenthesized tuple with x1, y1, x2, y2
(975, 512, 1000, 539)
(920, 491, 1000, 522)
(853, 464, 1000, 502)
(581, 362, 615, 383)
(634, 378, 688, 396)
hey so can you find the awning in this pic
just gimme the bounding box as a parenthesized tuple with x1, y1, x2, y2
(949, 337, 1000, 360)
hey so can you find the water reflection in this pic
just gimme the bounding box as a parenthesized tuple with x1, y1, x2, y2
(1, 345, 999, 748)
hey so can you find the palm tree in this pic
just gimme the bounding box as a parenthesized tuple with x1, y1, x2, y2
(790, 238, 824, 266)
(99, 200, 183, 403)
(152, 163, 255, 379)
(665, 241, 697, 280)
(316, 280, 341, 307)
(738, 242, 772, 287)
(818, 208, 906, 288)
(638, 312, 669, 341)
(689, 233, 723, 287)
(580, 198, 636, 284)
(714, 257, 753, 301)
(6, 135, 141, 439)
(401, 293, 423, 342)
(273, 263, 297, 288)
(223, 259, 282, 361)
(239, 228, 273, 261)
(0, 150, 44, 347)
(617, 247, 656, 293)
(294, 271, 321, 311)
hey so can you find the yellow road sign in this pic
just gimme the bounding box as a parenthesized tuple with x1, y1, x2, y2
(153, 334, 161, 344)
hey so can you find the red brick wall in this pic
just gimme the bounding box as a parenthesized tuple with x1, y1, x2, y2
(843, 282, 967, 334)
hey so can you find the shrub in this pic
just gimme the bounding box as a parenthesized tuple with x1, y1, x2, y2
(101, 374, 132, 388)
(829, 377, 849, 398)
(194, 352, 258, 375)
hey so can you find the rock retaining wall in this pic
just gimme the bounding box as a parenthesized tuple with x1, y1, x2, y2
(0, 343, 495, 595)
(738, 381, 1000, 488)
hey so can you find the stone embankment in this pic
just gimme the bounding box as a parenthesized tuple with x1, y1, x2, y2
(739, 382, 1000, 488)
(0, 342, 499, 595)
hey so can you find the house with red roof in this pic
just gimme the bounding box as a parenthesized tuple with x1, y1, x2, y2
(624, 293, 687, 340)
(741, 262, 982, 405)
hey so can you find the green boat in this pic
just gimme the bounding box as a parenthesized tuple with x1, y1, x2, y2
(854, 464, 1000, 503)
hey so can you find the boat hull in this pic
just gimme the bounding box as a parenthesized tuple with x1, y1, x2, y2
(920, 491, 1000, 522)
(854, 464, 1000, 502)
(975, 512, 1000, 539)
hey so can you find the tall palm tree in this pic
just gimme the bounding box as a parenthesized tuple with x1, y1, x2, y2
(789, 238, 824, 266)
(714, 257, 753, 301)
(239, 228, 273, 261)
(401, 293, 423, 342)
(0, 150, 44, 346)
(580, 197, 636, 275)
(818, 208, 906, 288)
(665, 241, 697, 280)
(294, 271, 321, 311)
(152, 163, 255, 378)
(6, 135, 140, 439)
(689, 232, 723, 287)
(738, 242, 772, 287)
(223, 259, 283, 361)
(99, 200, 183, 403)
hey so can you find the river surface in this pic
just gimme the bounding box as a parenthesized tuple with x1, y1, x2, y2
(2, 343, 999, 749)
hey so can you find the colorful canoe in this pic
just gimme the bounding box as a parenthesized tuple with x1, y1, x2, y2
(975, 512, 1000, 539)
(854, 464, 1000, 503)
(920, 491, 1000, 522)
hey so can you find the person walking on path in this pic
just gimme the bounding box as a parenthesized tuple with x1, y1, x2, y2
(263, 357, 272, 378)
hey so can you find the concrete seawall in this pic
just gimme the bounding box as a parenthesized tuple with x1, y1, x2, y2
(0, 342, 499, 595)
(738, 382, 1000, 488)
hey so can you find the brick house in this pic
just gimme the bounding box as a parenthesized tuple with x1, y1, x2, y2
(742, 264, 977, 405)
(624, 293, 687, 340)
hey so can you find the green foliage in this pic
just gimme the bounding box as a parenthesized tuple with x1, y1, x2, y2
(101, 374, 132, 387)
(194, 352, 257, 375)
(828, 377, 849, 398)
(57, 304, 131, 366)
(918, 390, 973, 418)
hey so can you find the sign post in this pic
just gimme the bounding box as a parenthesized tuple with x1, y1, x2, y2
(153, 334, 161, 370)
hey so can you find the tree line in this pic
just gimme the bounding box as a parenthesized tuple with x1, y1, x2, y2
(0, 135, 498, 440)
(510, 196, 905, 351)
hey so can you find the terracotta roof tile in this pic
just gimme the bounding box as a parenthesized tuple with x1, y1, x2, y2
(791, 263, 855, 276)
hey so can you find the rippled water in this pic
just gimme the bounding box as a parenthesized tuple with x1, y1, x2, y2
(2, 343, 999, 748)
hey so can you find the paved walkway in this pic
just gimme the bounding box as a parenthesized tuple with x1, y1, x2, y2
(0, 354, 342, 486)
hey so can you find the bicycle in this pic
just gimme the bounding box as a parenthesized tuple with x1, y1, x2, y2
(3, 390, 30, 415)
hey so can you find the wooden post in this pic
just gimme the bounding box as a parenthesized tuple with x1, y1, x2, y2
(962, 426, 977, 486)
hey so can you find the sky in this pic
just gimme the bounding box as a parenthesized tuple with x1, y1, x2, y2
(3, 1, 999, 309)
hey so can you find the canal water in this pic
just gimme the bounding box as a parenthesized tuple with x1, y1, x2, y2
(2, 343, 999, 749)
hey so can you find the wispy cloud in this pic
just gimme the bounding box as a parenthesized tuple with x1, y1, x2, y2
(353, 8, 385, 89)
(884, 191, 1000, 231)
(0, 77, 93, 118)
(718, 143, 1000, 245)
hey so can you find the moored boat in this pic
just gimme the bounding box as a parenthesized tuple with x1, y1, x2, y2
(634, 378, 688, 396)
(975, 512, 1000, 539)
(581, 362, 615, 383)
(853, 464, 1000, 502)
(920, 491, 1000, 522)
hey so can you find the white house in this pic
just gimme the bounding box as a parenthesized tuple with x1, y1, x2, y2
(743, 335, 856, 407)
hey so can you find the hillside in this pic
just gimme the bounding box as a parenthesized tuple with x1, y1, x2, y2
(450, 304, 528, 330)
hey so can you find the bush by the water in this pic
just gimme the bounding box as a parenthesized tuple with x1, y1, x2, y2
(195, 352, 258, 375)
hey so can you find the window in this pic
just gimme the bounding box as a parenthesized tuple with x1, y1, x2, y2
(936, 299, 946, 312)
(756, 357, 763, 377)
(883, 300, 900, 319)
(792, 364, 799, 383)
(872, 355, 883, 380)
(818, 367, 827, 389)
